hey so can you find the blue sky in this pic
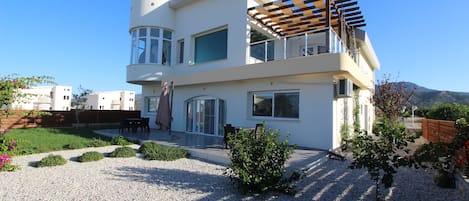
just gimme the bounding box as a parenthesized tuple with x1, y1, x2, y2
(1, 0, 468, 93)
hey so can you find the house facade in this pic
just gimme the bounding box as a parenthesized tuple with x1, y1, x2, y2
(127, 0, 380, 150)
(84, 91, 136, 110)
(12, 86, 72, 111)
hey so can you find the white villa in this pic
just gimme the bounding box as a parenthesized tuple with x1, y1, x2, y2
(127, 0, 380, 150)
(84, 91, 136, 111)
(12, 86, 72, 111)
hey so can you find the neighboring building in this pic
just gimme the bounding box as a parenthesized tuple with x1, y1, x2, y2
(84, 91, 136, 110)
(126, 0, 380, 150)
(12, 86, 72, 111)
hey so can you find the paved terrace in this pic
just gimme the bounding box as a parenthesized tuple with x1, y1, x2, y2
(94, 129, 328, 175)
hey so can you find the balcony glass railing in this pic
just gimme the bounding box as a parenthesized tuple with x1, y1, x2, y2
(248, 27, 359, 64)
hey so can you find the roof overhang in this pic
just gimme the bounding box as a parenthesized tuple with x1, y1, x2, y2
(247, 0, 366, 36)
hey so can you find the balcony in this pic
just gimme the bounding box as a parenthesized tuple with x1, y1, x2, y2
(249, 28, 359, 65)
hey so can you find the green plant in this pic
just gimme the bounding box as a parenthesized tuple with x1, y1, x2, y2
(109, 146, 136, 158)
(87, 138, 110, 147)
(139, 142, 187, 161)
(225, 124, 296, 194)
(78, 151, 104, 162)
(111, 136, 132, 146)
(0, 153, 18, 171)
(4, 127, 114, 156)
(38, 154, 67, 167)
(425, 103, 469, 121)
(63, 141, 86, 150)
(353, 89, 361, 132)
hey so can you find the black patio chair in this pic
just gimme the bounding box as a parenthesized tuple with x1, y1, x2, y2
(140, 117, 150, 132)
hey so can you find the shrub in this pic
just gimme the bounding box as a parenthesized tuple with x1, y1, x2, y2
(63, 142, 86, 150)
(38, 154, 67, 167)
(111, 136, 133, 146)
(0, 153, 18, 171)
(225, 124, 296, 194)
(109, 146, 136, 158)
(139, 142, 187, 161)
(425, 103, 469, 121)
(87, 138, 110, 147)
(78, 151, 104, 162)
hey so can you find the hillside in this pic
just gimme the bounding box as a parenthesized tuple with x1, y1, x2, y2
(394, 82, 469, 108)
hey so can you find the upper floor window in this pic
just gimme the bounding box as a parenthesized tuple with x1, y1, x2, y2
(194, 28, 227, 64)
(177, 39, 184, 64)
(130, 27, 172, 65)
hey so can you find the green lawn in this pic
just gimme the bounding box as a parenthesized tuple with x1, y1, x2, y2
(5, 127, 117, 156)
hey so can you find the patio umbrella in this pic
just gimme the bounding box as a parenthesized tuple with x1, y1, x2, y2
(156, 81, 171, 130)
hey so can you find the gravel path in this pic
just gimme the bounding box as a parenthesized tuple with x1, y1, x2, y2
(0, 146, 462, 201)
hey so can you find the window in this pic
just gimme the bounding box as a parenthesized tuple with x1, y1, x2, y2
(145, 96, 159, 113)
(194, 28, 228, 63)
(177, 39, 184, 64)
(63, 95, 69, 100)
(252, 91, 299, 119)
(130, 27, 172, 65)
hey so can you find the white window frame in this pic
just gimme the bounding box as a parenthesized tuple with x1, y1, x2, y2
(130, 27, 173, 65)
(145, 96, 159, 114)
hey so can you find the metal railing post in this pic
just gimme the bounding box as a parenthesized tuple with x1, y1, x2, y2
(304, 32, 308, 56)
(283, 37, 287, 59)
(264, 41, 268, 62)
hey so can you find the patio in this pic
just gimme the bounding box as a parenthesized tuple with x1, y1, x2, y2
(94, 128, 328, 174)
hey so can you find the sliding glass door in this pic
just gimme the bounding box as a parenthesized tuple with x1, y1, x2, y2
(185, 97, 225, 136)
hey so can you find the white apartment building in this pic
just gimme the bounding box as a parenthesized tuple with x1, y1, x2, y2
(127, 0, 380, 150)
(84, 91, 136, 110)
(12, 86, 72, 111)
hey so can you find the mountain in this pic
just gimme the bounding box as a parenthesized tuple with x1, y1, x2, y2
(393, 82, 469, 108)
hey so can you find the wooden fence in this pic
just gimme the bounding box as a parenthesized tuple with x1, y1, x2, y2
(0, 110, 141, 129)
(421, 118, 457, 143)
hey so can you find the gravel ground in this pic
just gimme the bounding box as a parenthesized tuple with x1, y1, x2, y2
(0, 145, 462, 201)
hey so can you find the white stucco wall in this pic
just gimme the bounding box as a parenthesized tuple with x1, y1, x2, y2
(142, 74, 335, 150)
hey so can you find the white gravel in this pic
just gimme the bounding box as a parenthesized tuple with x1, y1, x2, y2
(0, 146, 463, 201)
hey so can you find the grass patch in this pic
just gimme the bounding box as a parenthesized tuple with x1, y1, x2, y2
(6, 127, 116, 156)
(38, 154, 67, 167)
(139, 142, 188, 161)
(109, 146, 136, 158)
(78, 151, 104, 162)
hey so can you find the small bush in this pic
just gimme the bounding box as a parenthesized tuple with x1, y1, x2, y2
(139, 142, 187, 161)
(111, 136, 132, 146)
(63, 142, 86, 150)
(38, 154, 67, 167)
(109, 146, 136, 158)
(225, 123, 296, 194)
(78, 151, 104, 162)
(87, 138, 110, 147)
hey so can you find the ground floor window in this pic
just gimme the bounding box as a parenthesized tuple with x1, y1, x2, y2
(185, 96, 225, 136)
(252, 91, 299, 119)
(145, 96, 159, 113)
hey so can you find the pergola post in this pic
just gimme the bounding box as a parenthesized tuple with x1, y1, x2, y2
(325, 0, 331, 52)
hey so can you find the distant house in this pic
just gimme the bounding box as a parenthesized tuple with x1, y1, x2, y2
(126, 0, 380, 150)
(84, 91, 135, 111)
(12, 86, 72, 111)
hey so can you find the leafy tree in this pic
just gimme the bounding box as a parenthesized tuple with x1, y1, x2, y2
(71, 85, 92, 124)
(373, 75, 415, 122)
(0, 74, 54, 119)
(349, 75, 416, 201)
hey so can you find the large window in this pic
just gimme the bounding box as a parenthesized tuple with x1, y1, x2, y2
(252, 91, 299, 119)
(194, 28, 228, 64)
(130, 27, 172, 65)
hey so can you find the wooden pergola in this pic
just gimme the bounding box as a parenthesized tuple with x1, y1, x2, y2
(247, 0, 365, 37)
